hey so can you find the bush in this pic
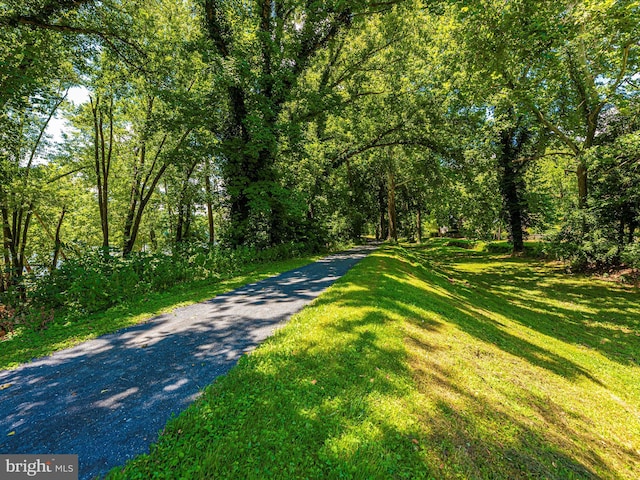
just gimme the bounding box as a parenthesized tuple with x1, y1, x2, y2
(0, 302, 54, 336)
(0, 304, 17, 337)
(621, 242, 640, 269)
(547, 209, 639, 271)
(478, 240, 547, 257)
(483, 241, 512, 254)
(27, 242, 313, 316)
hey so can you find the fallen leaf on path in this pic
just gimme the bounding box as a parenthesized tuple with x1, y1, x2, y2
(7, 431, 15, 436)
(0, 383, 12, 390)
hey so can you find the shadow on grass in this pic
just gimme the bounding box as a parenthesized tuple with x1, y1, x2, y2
(399, 243, 640, 367)
(107, 245, 626, 479)
(332, 250, 605, 385)
(110, 312, 433, 478)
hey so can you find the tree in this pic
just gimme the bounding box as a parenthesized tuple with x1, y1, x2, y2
(202, 0, 408, 246)
(0, 89, 68, 291)
(89, 94, 114, 249)
(451, 0, 640, 210)
(495, 108, 534, 253)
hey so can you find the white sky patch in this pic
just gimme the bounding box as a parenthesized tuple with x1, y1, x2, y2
(67, 85, 91, 105)
(47, 116, 70, 144)
(46, 85, 90, 145)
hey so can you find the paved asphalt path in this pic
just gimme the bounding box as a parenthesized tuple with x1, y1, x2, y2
(0, 245, 376, 479)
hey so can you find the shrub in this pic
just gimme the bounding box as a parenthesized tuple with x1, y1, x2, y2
(546, 207, 640, 272)
(27, 242, 313, 316)
(621, 242, 640, 269)
(444, 239, 476, 249)
(483, 241, 512, 254)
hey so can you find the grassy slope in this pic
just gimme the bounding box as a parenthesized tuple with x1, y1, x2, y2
(107, 241, 640, 479)
(0, 256, 318, 371)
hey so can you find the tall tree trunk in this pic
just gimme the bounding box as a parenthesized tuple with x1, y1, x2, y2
(223, 85, 252, 247)
(34, 211, 68, 266)
(205, 172, 215, 244)
(123, 164, 168, 256)
(377, 178, 387, 241)
(416, 207, 422, 243)
(122, 205, 137, 255)
(122, 102, 192, 256)
(576, 158, 588, 209)
(3, 206, 18, 282)
(175, 205, 185, 244)
(7, 206, 33, 299)
(1, 207, 11, 292)
(498, 141, 525, 253)
(90, 95, 113, 250)
(18, 209, 32, 274)
(122, 119, 189, 256)
(123, 145, 186, 255)
(506, 189, 525, 253)
(51, 207, 66, 271)
(499, 173, 525, 253)
(387, 167, 397, 242)
(176, 160, 199, 244)
(498, 119, 529, 254)
(123, 97, 157, 255)
(149, 229, 157, 251)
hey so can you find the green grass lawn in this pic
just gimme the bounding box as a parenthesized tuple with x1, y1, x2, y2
(0, 256, 318, 371)
(106, 240, 640, 479)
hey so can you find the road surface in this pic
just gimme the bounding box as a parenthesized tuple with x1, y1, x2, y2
(0, 245, 375, 479)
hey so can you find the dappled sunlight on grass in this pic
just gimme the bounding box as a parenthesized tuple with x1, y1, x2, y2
(108, 241, 640, 479)
(384, 271, 456, 300)
(396, 241, 640, 479)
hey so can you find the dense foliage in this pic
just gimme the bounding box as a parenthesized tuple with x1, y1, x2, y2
(1, 0, 639, 314)
(29, 242, 308, 315)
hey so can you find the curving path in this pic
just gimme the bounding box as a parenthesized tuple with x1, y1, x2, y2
(0, 245, 376, 479)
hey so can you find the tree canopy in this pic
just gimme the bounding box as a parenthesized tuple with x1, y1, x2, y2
(1, 0, 639, 293)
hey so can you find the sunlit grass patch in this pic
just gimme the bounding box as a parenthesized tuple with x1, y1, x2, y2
(401, 242, 640, 479)
(107, 241, 640, 479)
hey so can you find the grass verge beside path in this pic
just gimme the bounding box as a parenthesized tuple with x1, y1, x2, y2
(107, 240, 640, 480)
(108, 241, 640, 479)
(0, 256, 319, 371)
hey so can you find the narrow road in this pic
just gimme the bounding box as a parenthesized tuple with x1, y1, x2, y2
(0, 245, 375, 479)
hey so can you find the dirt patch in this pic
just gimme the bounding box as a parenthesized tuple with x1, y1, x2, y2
(595, 267, 639, 286)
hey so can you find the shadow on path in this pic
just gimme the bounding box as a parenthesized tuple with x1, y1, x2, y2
(0, 245, 376, 480)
